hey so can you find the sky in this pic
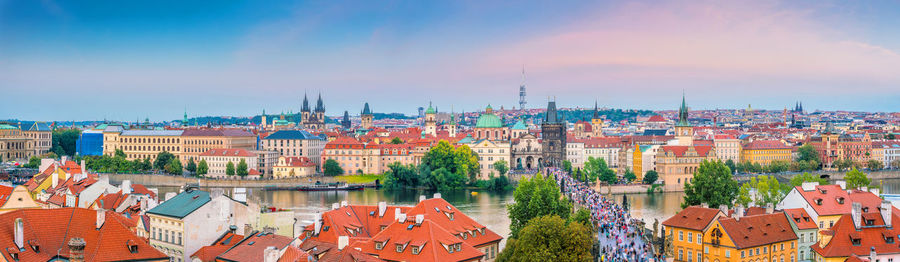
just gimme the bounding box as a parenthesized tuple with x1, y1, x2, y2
(2, 0, 900, 121)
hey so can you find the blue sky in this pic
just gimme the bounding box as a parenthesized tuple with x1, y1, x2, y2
(2, 0, 899, 121)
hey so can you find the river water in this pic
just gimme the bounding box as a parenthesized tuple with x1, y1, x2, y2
(155, 178, 900, 249)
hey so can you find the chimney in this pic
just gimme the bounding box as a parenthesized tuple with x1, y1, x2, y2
(419, 195, 426, 202)
(377, 202, 387, 217)
(122, 180, 132, 195)
(340, 200, 348, 207)
(801, 182, 817, 191)
(332, 203, 339, 210)
(314, 213, 322, 235)
(733, 204, 744, 221)
(264, 246, 280, 262)
(68, 237, 86, 262)
(719, 205, 728, 215)
(851, 202, 862, 228)
(80, 160, 86, 175)
(870, 247, 877, 262)
(415, 214, 424, 225)
(836, 181, 847, 190)
(700, 203, 708, 209)
(871, 188, 881, 196)
(766, 203, 774, 214)
(882, 201, 893, 228)
(244, 224, 254, 235)
(14, 218, 23, 249)
(96, 209, 106, 229)
(398, 213, 407, 223)
(338, 236, 349, 250)
(433, 193, 442, 199)
(394, 207, 401, 220)
(51, 171, 59, 188)
(861, 186, 868, 192)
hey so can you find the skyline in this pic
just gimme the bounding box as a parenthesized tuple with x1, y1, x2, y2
(3, 0, 900, 121)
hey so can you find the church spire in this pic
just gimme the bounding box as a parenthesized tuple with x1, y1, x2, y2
(315, 93, 325, 112)
(301, 92, 310, 112)
(676, 92, 690, 127)
(592, 100, 599, 119)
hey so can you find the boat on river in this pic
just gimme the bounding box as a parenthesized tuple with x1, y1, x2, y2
(297, 183, 365, 191)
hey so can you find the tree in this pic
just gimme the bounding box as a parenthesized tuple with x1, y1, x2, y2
(507, 173, 572, 238)
(24, 156, 41, 168)
(682, 160, 739, 208)
(421, 140, 480, 183)
(497, 215, 593, 262)
(845, 168, 870, 189)
(424, 167, 467, 192)
(735, 175, 788, 207)
(384, 162, 419, 189)
(867, 159, 884, 171)
(236, 159, 249, 176)
(643, 170, 659, 184)
(323, 159, 344, 176)
(154, 151, 176, 171)
(585, 157, 615, 184)
(494, 160, 509, 177)
(789, 172, 829, 187)
(724, 159, 736, 173)
(226, 161, 235, 176)
(51, 129, 81, 156)
(198, 159, 209, 176)
(562, 160, 573, 173)
(834, 159, 852, 171)
(623, 169, 636, 183)
(165, 158, 183, 175)
(185, 158, 197, 174)
(114, 149, 127, 158)
(797, 144, 820, 164)
(390, 137, 403, 144)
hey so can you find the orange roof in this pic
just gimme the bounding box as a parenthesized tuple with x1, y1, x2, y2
(352, 219, 484, 262)
(717, 213, 798, 249)
(218, 232, 293, 262)
(191, 232, 244, 262)
(783, 208, 817, 230)
(663, 206, 722, 231)
(794, 185, 883, 216)
(0, 185, 13, 207)
(812, 210, 900, 258)
(660, 145, 714, 157)
(406, 198, 503, 248)
(276, 157, 316, 168)
(0, 208, 167, 261)
(278, 246, 311, 262)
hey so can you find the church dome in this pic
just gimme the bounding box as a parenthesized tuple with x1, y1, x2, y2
(475, 111, 502, 128)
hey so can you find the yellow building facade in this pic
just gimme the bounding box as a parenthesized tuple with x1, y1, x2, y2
(740, 140, 793, 166)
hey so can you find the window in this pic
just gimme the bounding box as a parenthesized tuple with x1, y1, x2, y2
(725, 250, 731, 258)
(412, 246, 420, 255)
(396, 244, 403, 253)
(679, 250, 684, 260)
(688, 251, 693, 262)
(688, 232, 693, 243)
(679, 231, 684, 241)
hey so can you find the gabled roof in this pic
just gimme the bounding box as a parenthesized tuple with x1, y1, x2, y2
(406, 198, 503, 248)
(794, 185, 882, 216)
(191, 232, 245, 262)
(812, 211, 900, 258)
(662, 206, 722, 231)
(717, 212, 798, 249)
(217, 231, 293, 262)
(783, 208, 817, 230)
(147, 189, 210, 219)
(0, 208, 167, 261)
(352, 219, 484, 262)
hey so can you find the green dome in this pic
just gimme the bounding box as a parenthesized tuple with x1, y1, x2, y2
(510, 120, 527, 130)
(475, 113, 502, 128)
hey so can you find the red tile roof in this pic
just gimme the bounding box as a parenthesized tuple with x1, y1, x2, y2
(191, 232, 244, 262)
(218, 232, 293, 262)
(783, 208, 817, 230)
(406, 198, 503, 248)
(0, 185, 13, 207)
(717, 213, 798, 249)
(352, 219, 484, 262)
(200, 148, 255, 157)
(0, 208, 167, 261)
(278, 246, 311, 262)
(811, 210, 900, 258)
(660, 145, 714, 157)
(662, 206, 723, 231)
(277, 157, 316, 168)
(794, 185, 883, 216)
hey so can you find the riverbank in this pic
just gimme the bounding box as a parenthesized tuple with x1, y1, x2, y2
(105, 173, 344, 188)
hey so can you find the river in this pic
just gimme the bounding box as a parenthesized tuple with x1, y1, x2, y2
(154, 178, 900, 249)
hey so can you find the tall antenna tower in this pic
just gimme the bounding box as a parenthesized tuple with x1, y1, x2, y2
(519, 65, 527, 110)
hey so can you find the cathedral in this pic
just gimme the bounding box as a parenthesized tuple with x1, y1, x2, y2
(301, 93, 326, 130)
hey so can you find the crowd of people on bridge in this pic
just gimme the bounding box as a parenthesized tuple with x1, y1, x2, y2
(549, 168, 661, 262)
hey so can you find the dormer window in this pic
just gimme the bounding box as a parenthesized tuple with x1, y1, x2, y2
(396, 244, 404, 253)
(836, 197, 844, 204)
(815, 199, 823, 205)
(412, 246, 420, 255)
(375, 242, 384, 250)
(866, 219, 875, 226)
(887, 237, 895, 244)
(462, 232, 468, 240)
